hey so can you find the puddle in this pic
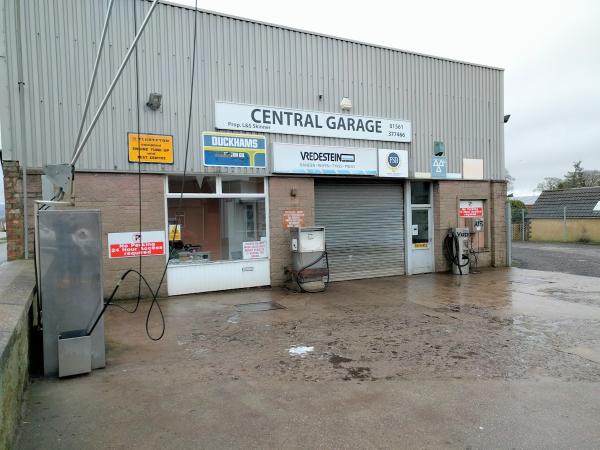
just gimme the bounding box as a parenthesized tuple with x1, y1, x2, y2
(329, 354, 353, 367)
(510, 292, 600, 320)
(562, 345, 600, 364)
(289, 345, 314, 357)
(235, 301, 285, 312)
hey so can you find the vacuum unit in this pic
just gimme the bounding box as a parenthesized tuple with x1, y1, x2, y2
(443, 227, 471, 275)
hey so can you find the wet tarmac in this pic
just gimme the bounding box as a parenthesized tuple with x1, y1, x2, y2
(16, 268, 600, 449)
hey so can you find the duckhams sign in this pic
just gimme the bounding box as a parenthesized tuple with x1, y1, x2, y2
(215, 102, 411, 143)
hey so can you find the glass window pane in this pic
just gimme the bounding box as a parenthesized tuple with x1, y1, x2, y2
(412, 209, 429, 244)
(168, 175, 216, 194)
(167, 197, 267, 264)
(411, 181, 430, 204)
(221, 176, 264, 194)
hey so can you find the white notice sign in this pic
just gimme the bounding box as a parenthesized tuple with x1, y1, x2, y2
(242, 240, 267, 259)
(215, 102, 412, 143)
(272, 143, 377, 175)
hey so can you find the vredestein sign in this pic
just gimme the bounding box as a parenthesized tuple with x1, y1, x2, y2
(215, 102, 412, 143)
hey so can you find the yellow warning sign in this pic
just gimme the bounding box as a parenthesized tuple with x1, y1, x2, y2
(128, 133, 174, 164)
(413, 242, 429, 249)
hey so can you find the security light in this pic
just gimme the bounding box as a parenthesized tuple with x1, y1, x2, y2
(146, 92, 162, 111)
(340, 97, 352, 111)
(434, 141, 445, 156)
(504, 114, 511, 123)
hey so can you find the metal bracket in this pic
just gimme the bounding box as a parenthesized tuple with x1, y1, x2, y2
(44, 164, 73, 199)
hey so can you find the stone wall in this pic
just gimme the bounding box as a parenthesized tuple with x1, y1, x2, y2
(0, 260, 35, 450)
(268, 177, 315, 286)
(433, 180, 507, 272)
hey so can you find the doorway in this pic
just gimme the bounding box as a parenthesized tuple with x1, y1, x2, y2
(406, 181, 434, 274)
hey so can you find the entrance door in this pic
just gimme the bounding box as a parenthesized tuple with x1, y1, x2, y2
(407, 181, 434, 274)
(409, 207, 433, 273)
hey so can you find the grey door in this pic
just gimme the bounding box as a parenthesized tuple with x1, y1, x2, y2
(315, 180, 405, 281)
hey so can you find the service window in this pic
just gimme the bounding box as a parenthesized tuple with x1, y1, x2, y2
(167, 176, 267, 265)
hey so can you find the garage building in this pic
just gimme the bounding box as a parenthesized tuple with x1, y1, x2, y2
(0, 0, 507, 297)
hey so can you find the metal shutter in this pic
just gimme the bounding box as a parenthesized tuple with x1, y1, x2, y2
(315, 180, 405, 281)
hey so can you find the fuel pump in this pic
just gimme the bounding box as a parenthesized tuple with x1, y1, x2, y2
(443, 228, 471, 275)
(288, 227, 330, 292)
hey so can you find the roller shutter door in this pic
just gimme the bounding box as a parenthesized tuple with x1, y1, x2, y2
(315, 180, 405, 281)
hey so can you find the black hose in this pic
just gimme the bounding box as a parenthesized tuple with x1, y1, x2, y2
(295, 247, 330, 293)
(443, 232, 469, 275)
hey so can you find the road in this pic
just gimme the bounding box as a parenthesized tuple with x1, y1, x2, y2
(512, 241, 600, 277)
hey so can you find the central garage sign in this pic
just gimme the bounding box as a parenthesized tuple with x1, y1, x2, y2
(215, 102, 411, 143)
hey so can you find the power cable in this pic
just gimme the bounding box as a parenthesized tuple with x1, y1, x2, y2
(94, 0, 200, 341)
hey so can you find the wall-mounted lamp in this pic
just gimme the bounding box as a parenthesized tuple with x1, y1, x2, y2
(433, 141, 445, 156)
(290, 188, 297, 198)
(146, 92, 162, 111)
(340, 97, 352, 111)
(504, 114, 511, 123)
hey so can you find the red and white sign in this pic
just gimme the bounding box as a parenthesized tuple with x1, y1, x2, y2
(459, 200, 484, 218)
(242, 240, 268, 259)
(108, 231, 166, 259)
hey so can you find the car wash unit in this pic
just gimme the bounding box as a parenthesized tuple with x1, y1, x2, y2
(1, 0, 508, 300)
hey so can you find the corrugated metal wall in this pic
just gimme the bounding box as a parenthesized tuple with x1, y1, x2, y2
(0, 0, 504, 179)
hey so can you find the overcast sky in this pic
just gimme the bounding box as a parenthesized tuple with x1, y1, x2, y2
(172, 0, 600, 195)
(1, 0, 599, 202)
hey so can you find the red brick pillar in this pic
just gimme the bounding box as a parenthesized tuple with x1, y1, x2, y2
(2, 160, 42, 260)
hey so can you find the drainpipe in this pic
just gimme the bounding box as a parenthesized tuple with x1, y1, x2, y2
(506, 201, 512, 266)
(15, 0, 29, 259)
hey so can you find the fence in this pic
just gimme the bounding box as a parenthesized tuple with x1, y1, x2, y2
(511, 208, 530, 241)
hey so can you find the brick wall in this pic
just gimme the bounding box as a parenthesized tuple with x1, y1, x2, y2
(69, 172, 168, 299)
(2, 161, 42, 260)
(268, 177, 315, 286)
(433, 180, 507, 271)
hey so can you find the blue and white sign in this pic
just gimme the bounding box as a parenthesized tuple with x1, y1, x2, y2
(378, 149, 408, 178)
(431, 156, 447, 179)
(272, 143, 377, 175)
(202, 132, 266, 168)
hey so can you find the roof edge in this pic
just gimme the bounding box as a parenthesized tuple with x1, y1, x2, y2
(156, 0, 505, 72)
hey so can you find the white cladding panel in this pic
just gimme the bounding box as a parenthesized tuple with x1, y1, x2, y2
(0, 0, 504, 179)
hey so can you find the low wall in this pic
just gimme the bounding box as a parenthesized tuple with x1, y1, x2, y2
(0, 260, 35, 449)
(530, 218, 600, 243)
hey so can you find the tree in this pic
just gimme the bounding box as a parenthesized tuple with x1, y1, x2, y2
(505, 169, 515, 193)
(510, 199, 526, 222)
(562, 161, 585, 188)
(536, 161, 600, 191)
(536, 177, 562, 192)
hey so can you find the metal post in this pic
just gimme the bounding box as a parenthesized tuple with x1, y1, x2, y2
(72, 0, 116, 153)
(563, 206, 567, 241)
(521, 209, 525, 241)
(506, 201, 512, 266)
(15, 0, 29, 258)
(70, 0, 160, 166)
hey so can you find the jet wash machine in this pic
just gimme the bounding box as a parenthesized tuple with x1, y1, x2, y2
(443, 228, 471, 275)
(288, 227, 329, 292)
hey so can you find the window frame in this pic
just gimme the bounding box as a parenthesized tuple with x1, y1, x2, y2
(166, 175, 267, 199)
(164, 175, 269, 265)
